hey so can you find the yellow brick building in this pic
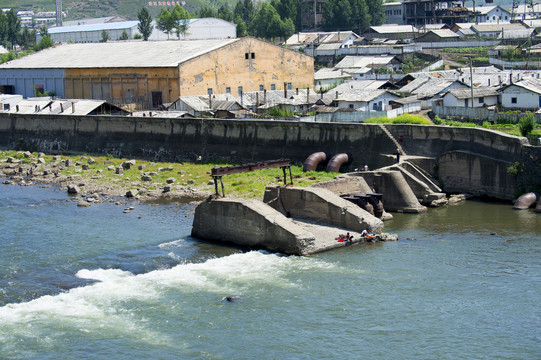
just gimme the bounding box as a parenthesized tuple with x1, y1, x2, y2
(0, 37, 314, 110)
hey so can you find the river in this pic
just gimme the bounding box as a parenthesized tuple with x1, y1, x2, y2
(0, 183, 539, 359)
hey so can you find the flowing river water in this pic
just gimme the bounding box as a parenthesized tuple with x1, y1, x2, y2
(0, 183, 539, 359)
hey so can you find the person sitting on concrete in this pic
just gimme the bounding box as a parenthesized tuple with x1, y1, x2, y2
(361, 230, 373, 238)
(345, 232, 353, 242)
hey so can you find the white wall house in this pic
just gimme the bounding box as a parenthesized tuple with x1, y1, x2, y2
(332, 89, 400, 111)
(468, 6, 511, 23)
(442, 88, 499, 108)
(500, 80, 541, 110)
(149, 18, 236, 40)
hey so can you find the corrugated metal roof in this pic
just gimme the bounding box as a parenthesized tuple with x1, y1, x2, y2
(447, 87, 499, 99)
(335, 55, 397, 68)
(368, 25, 418, 34)
(512, 79, 541, 95)
(497, 29, 535, 39)
(0, 39, 240, 68)
(473, 22, 526, 33)
(314, 68, 352, 80)
(48, 21, 139, 34)
(335, 89, 397, 102)
(429, 29, 460, 38)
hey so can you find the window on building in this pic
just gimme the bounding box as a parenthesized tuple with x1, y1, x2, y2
(245, 53, 249, 59)
(259, 84, 264, 91)
(226, 87, 231, 94)
(251, 52, 255, 59)
(3, 103, 9, 111)
(479, 97, 484, 104)
(464, 99, 468, 107)
(349, 104, 354, 109)
(207, 88, 213, 95)
(511, 97, 517, 104)
(271, 84, 276, 90)
(287, 82, 292, 90)
(238, 86, 243, 95)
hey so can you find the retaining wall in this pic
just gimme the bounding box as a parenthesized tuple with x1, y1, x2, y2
(0, 113, 537, 199)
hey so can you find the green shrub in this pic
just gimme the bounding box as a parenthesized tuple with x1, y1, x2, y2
(365, 114, 431, 125)
(518, 112, 536, 137)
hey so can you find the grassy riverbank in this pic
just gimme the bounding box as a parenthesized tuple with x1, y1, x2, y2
(0, 150, 339, 200)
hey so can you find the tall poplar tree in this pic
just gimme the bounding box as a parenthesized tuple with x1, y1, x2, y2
(137, 7, 153, 41)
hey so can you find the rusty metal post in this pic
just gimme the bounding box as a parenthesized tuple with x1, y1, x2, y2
(219, 176, 225, 196)
(288, 166, 293, 185)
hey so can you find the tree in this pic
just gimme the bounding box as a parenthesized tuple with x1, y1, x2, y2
(366, 0, 385, 26)
(172, 4, 190, 39)
(234, 0, 255, 28)
(234, 15, 247, 37)
(6, 9, 20, 47)
(137, 7, 153, 41)
(217, 5, 234, 22)
(156, 8, 175, 39)
(34, 35, 54, 51)
(100, 30, 109, 42)
(20, 26, 35, 49)
(250, 3, 292, 40)
(119, 30, 129, 40)
(198, 6, 216, 18)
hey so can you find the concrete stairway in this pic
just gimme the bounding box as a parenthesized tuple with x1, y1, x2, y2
(378, 124, 406, 155)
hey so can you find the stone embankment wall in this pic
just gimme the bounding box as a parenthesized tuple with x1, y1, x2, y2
(0, 113, 537, 199)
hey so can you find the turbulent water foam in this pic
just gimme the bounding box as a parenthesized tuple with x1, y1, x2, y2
(0, 251, 334, 327)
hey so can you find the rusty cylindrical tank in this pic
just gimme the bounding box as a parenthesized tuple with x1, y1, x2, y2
(367, 193, 384, 218)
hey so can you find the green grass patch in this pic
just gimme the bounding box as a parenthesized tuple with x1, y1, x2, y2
(0, 151, 338, 199)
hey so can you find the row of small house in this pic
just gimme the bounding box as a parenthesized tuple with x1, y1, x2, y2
(3, 67, 541, 120)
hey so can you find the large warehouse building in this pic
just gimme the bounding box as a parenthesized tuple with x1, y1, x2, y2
(0, 37, 314, 110)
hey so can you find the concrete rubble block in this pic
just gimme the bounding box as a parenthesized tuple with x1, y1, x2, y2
(141, 174, 152, 181)
(311, 176, 373, 195)
(107, 165, 115, 171)
(53, 156, 61, 161)
(65, 159, 73, 167)
(87, 157, 95, 164)
(423, 193, 448, 207)
(138, 165, 146, 171)
(82, 164, 89, 170)
(38, 153, 45, 158)
(355, 170, 427, 213)
(192, 198, 315, 255)
(166, 177, 175, 184)
(116, 167, 124, 175)
(163, 186, 171, 193)
(263, 186, 384, 234)
(38, 158, 45, 164)
(23, 151, 33, 158)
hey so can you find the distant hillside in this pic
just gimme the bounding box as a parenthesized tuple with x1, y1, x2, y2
(0, 0, 238, 21)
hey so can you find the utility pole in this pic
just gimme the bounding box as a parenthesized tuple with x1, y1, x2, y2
(469, 56, 474, 108)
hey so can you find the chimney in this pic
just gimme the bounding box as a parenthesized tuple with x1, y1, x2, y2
(72, 102, 75, 113)
(510, 73, 513, 84)
(335, 91, 338, 99)
(284, 82, 287, 98)
(256, 92, 259, 106)
(60, 103, 63, 113)
(296, 88, 299, 95)
(264, 89, 267, 104)
(307, 88, 310, 103)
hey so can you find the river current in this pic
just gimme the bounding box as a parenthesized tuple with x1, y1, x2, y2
(0, 182, 539, 359)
